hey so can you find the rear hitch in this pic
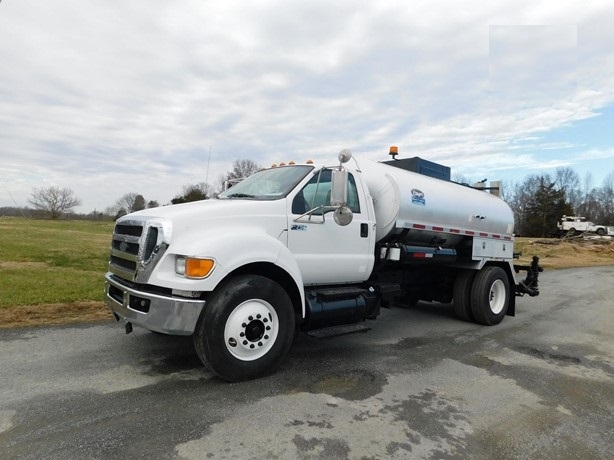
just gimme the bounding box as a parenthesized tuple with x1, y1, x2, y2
(514, 256, 543, 297)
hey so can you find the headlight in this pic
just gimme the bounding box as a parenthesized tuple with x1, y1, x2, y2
(175, 256, 215, 279)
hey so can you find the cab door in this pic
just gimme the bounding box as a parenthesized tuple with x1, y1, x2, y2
(287, 168, 375, 285)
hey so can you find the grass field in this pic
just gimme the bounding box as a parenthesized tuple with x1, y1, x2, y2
(0, 217, 114, 327)
(1, 217, 613, 328)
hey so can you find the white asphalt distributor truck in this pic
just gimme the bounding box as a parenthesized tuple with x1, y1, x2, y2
(105, 149, 541, 381)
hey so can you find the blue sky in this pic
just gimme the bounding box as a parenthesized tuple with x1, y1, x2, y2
(1, 0, 613, 212)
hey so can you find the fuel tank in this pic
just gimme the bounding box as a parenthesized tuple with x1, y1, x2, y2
(356, 159, 514, 246)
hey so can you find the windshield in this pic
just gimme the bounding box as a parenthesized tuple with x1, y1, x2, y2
(218, 165, 314, 200)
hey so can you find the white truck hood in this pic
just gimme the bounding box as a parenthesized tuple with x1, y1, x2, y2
(120, 198, 290, 252)
(125, 197, 289, 226)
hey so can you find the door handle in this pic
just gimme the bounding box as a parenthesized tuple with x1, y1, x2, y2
(360, 223, 368, 238)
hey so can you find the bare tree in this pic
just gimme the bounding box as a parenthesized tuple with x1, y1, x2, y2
(217, 159, 263, 193)
(28, 186, 81, 219)
(114, 193, 139, 214)
(601, 171, 614, 224)
(577, 172, 594, 217)
(504, 175, 542, 235)
(452, 172, 473, 186)
(114, 193, 146, 213)
(554, 167, 582, 212)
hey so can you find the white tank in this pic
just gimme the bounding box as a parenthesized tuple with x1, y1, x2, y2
(356, 159, 514, 245)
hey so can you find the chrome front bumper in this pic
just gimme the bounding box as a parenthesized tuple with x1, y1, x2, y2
(104, 273, 205, 335)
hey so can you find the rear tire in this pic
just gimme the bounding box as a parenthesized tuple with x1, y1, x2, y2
(453, 270, 476, 322)
(470, 266, 510, 326)
(193, 274, 295, 382)
(596, 227, 606, 236)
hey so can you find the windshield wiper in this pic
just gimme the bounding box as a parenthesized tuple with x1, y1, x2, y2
(225, 193, 256, 198)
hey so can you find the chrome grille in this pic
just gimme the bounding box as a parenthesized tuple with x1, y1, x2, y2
(108, 218, 170, 282)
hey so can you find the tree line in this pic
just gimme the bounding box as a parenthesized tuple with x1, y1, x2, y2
(5, 160, 614, 238)
(503, 167, 614, 237)
(2, 159, 262, 221)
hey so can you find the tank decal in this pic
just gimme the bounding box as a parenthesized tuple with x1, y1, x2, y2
(401, 219, 513, 241)
(411, 188, 426, 206)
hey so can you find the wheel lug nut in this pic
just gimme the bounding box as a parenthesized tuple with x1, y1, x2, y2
(240, 332, 245, 337)
(264, 335, 269, 340)
(241, 323, 247, 328)
(266, 326, 271, 330)
(258, 342, 263, 347)
(248, 316, 253, 321)
(263, 318, 268, 323)
(250, 344, 255, 349)
(256, 314, 261, 319)
(243, 340, 248, 345)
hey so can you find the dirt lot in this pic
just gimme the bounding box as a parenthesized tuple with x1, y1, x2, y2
(514, 236, 614, 269)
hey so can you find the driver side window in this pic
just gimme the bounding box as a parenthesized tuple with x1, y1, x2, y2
(292, 169, 360, 215)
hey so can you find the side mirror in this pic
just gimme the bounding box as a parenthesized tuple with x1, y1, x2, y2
(333, 206, 353, 226)
(330, 168, 353, 226)
(338, 149, 352, 164)
(330, 169, 348, 206)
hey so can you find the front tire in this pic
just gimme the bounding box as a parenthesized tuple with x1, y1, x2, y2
(470, 266, 510, 326)
(596, 227, 606, 236)
(193, 274, 295, 382)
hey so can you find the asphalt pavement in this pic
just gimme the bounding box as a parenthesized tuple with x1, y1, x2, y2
(1, 266, 613, 459)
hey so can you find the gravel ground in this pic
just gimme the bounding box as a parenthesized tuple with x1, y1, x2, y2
(1, 266, 612, 459)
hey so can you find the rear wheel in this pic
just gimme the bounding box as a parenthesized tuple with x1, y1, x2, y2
(453, 270, 476, 322)
(596, 227, 606, 236)
(470, 266, 510, 326)
(193, 274, 295, 382)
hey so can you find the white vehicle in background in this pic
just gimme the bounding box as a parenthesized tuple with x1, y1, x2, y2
(105, 148, 542, 382)
(557, 215, 609, 237)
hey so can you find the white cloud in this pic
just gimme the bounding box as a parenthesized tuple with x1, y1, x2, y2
(0, 0, 613, 211)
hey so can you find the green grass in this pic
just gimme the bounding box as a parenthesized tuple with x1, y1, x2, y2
(0, 217, 114, 308)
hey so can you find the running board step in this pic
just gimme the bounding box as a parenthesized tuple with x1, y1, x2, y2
(305, 323, 371, 338)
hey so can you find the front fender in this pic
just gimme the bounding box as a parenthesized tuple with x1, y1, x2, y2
(149, 228, 306, 317)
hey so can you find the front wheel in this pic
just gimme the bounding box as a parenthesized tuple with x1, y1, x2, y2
(596, 227, 606, 236)
(470, 266, 510, 326)
(193, 274, 295, 382)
